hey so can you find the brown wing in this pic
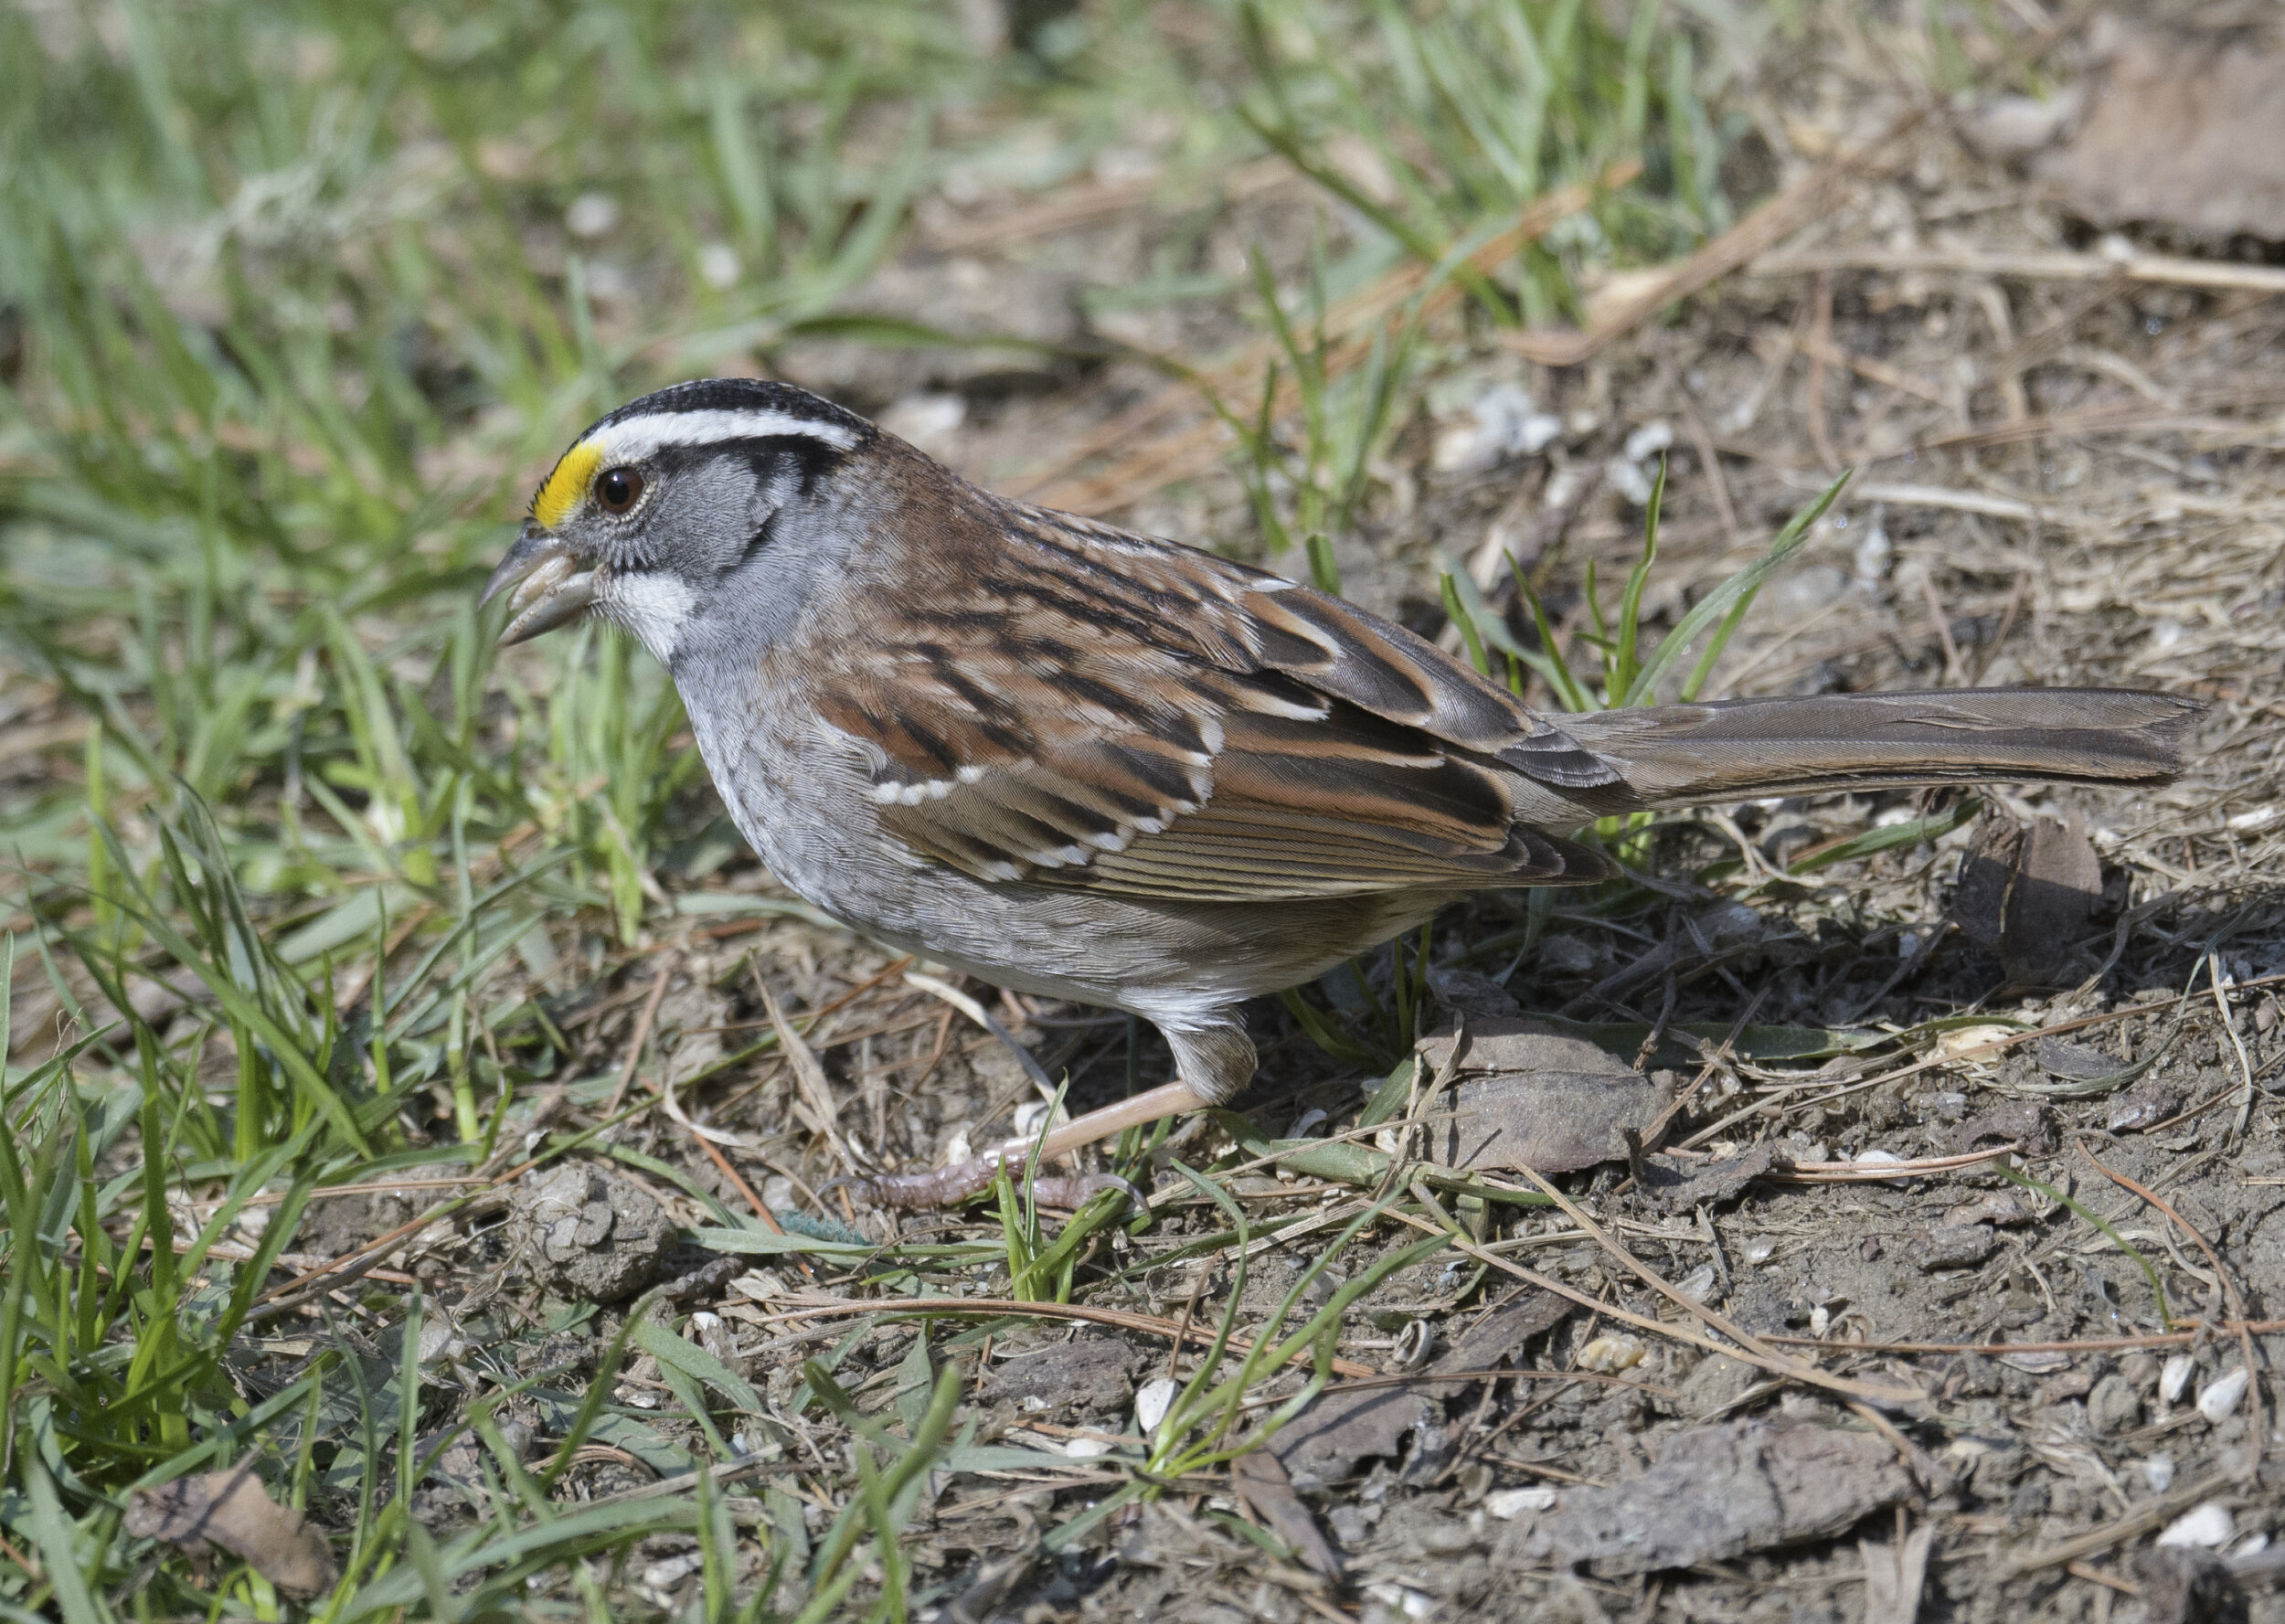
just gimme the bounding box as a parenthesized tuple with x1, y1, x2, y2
(806, 483, 1621, 900)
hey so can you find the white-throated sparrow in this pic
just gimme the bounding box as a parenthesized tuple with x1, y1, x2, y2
(484, 378, 2197, 1205)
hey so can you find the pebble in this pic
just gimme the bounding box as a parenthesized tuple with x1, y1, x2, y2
(1484, 1486, 1558, 1519)
(1578, 1334, 1646, 1373)
(2160, 1353, 2196, 1404)
(2086, 1374, 2142, 1437)
(1134, 1377, 1176, 1435)
(640, 1553, 702, 1588)
(2196, 1365, 2248, 1422)
(1911, 1223, 1996, 1271)
(2156, 1502, 2234, 1549)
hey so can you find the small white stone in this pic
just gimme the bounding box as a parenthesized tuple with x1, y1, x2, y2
(2156, 1502, 2234, 1549)
(1064, 1436, 1113, 1459)
(1484, 1486, 1558, 1519)
(641, 1553, 703, 1588)
(1741, 1237, 1777, 1266)
(1578, 1334, 1645, 1373)
(2196, 1365, 2249, 1422)
(879, 391, 969, 454)
(1135, 1376, 1177, 1435)
(2143, 1453, 2175, 1492)
(1622, 420, 1674, 462)
(566, 191, 620, 238)
(697, 241, 741, 289)
(2161, 1353, 2195, 1404)
(1675, 1263, 1718, 1303)
(2233, 1533, 2270, 1558)
(1607, 455, 1653, 506)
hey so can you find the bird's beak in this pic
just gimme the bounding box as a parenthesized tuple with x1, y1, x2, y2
(482, 523, 599, 647)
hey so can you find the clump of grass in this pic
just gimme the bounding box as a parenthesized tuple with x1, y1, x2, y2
(1234, 0, 1745, 325)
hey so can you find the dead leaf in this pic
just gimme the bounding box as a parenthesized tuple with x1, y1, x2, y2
(1951, 812, 2101, 986)
(1638, 1144, 1778, 1215)
(2031, 17, 2285, 240)
(983, 1337, 1136, 1416)
(125, 1466, 338, 1598)
(1415, 1021, 1671, 1173)
(2107, 1073, 2187, 1133)
(759, 982, 858, 1174)
(2035, 1035, 2123, 1083)
(1491, 1420, 1913, 1576)
(1270, 1290, 1571, 1491)
(1229, 1449, 1344, 1581)
(1950, 1099, 2057, 1157)
(1428, 1290, 1576, 1399)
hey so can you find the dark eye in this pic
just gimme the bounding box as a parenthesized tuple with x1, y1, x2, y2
(595, 466, 644, 515)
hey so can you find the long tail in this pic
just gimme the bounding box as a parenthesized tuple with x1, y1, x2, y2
(1559, 688, 2200, 808)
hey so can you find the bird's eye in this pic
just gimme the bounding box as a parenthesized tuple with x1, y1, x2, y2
(595, 466, 644, 515)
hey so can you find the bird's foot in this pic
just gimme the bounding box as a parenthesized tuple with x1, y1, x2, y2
(824, 1079, 1209, 1212)
(826, 1157, 1142, 1212)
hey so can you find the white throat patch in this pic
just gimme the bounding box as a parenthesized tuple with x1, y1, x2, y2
(600, 570, 699, 663)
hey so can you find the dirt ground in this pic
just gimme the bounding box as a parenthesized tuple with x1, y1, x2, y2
(234, 8, 2285, 1622)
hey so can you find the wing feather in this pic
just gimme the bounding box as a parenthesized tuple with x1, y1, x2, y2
(806, 466, 1623, 901)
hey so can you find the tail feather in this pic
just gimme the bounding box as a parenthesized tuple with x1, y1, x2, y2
(1560, 688, 2199, 808)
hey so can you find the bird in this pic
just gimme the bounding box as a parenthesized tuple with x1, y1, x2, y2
(484, 377, 2198, 1207)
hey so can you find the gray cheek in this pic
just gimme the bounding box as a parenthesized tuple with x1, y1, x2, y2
(654, 459, 773, 575)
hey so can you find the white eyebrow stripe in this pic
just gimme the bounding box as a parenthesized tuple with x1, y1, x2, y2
(596, 408, 860, 462)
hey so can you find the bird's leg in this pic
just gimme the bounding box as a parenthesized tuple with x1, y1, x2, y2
(827, 1015, 1256, 1212)
(828, 1081, 1208, 1210)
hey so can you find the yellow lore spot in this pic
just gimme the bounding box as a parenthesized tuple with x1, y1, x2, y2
(532, 439, 602, 530)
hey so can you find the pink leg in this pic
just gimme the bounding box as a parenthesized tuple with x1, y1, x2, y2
(831, 1080, 1209, 1210)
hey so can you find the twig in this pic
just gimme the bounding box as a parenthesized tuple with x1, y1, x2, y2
(690, 1132, 786, 1237)
(1966, 570, 2031, 686)
(602, 948, 680, 1117)
(2213, 952, 2260, 1148)
(1759, 1319, 2285, 1356)
(1804, 272, 1840, 471)
(1392, 1183, 1923, 1406)
(1504, 111, 1927, 366)
(1010, 165, 1635, 515)
(2003, 1471, 2237, 1575)
(1751, 246, 2285, 297)
(1672, 387, 1739, 546)
(904, 971, 1057, 1096)
(2066, 1564, 2141, 1597)
(1504, 1170, 1852, 1394)
(2076, 1134, 2260, 1478)
(1913, 567, 1969, 686)
(754, 1295, 1374, 1379)
(759, 978, 860, 1176)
